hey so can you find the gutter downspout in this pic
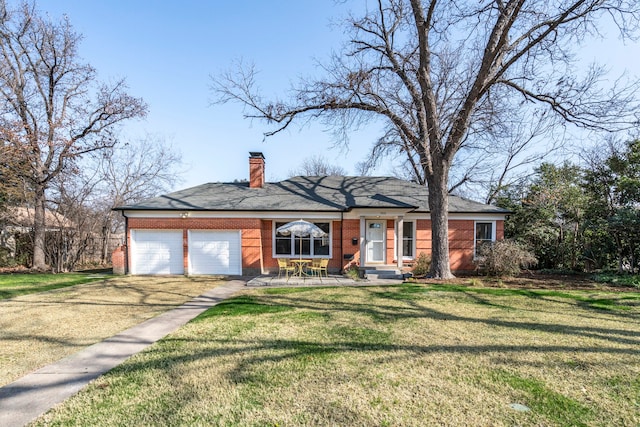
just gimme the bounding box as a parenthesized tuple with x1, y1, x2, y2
(340, 211, 344, 273)
(122, 211, 129, 275)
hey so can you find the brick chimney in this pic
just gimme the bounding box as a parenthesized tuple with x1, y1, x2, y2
(249, 152, 265, 188)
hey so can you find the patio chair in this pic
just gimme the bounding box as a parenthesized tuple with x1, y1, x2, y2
(308, 258, 329, 279)
(277, 258, 295, 280)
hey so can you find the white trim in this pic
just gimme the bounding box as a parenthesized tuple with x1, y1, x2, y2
(365, 219, 386, 264)
(271, 220, 333, 259)
(449, 213, 507, 221)
(359, 216, 366, 267)
(401, 219, 416, 260)
(123, 210, 341, 220)
(473, 220, 496, 258)
(344, 208, 412, 219)
(122, 209, 506, 221)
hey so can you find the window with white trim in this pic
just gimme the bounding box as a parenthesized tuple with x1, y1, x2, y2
(402, 221, 415, 258)
(274, 221, 331, 257)
(474, 221, 495, 257)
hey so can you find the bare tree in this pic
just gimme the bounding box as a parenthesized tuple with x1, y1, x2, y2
(0, 1, 147, 270)
(212, 0, 640, 278)
(0, 127, 30, 208)
(46, 165, 102, 272)
(92, 135, 183, 263)
(288, 154, 348, 177)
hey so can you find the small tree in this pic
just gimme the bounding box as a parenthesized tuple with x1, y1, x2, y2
(506, 162, 587, 270)
(583, 139, 640, 272)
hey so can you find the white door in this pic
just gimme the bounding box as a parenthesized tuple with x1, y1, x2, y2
(131, 230, 184, 275)
(366, 220, 385, 263)
(188, 230, 242, 275)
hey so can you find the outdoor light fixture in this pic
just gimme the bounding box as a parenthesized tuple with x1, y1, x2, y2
(180, 212, 189, 218)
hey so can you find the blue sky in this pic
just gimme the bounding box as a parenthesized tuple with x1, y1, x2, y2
(33, 1, 640, 190)
(34, 0, 374, 189)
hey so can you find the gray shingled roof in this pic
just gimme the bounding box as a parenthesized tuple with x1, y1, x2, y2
(115, 176, 509, 214)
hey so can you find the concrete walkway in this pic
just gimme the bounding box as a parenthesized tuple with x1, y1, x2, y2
(0, 280, 245, 427)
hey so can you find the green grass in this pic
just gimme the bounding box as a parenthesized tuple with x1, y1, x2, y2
(33, 284, 640, 426)
(401, 283, 640, 312)
(193, 295, 294, 319)
(0, 272, 106, 299)
(490, 369, 594, 426)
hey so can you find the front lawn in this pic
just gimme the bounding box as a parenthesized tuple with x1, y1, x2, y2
(34, 284, 640, 426)
(0, 272, 106, 300)
(0, 276, 224, 386)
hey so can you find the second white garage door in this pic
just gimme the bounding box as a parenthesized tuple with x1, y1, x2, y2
(188, 230, 242, 275)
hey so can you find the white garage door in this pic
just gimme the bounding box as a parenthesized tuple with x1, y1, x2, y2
(131, 230, 184, 275)
(188, 230, 242, 275)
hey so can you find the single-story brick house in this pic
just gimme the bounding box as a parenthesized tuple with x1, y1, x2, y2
(113, 152, 508, 276)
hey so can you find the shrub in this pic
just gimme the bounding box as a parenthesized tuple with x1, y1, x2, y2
(592, 272, 640, 288)
(344, 266, 360, 280)
(412, 252, 431, 277)
(475, 240, 537, 277)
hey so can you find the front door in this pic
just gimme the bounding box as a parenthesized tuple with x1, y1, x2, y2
(366, 220, 385, 263)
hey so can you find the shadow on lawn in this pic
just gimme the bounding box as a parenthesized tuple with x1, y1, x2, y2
(243, 287, 640, 345)
(11, 283, 639, 426)
(125, 285, 640, 386)
(0, 277, 218, 308)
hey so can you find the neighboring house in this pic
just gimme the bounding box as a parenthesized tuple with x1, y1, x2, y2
(0, 207, 75, 258)
(113, 152, 508, 276)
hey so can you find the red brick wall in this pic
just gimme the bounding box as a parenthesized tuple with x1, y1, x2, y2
(261, 220, 273, 272)
(262, 220, 344, 273)
(111, 245, 126, 275)
(384, 220, 394, 263)
(331, 220, 343, 272)
(448, 220, 475, 270)
(496, 221, 504, 240)
(413, 219, 505, 272)
(415, 219, 432, 258)
(127, 217, 262, 274)
(125, 216, 504, 275)
(249, 157, 265, 188)
(341, 219, 360, 271)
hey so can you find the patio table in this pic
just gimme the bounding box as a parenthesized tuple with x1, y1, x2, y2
(290, 259, 312, 277)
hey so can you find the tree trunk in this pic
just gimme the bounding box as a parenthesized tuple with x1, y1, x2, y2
(426, 170, 454, 279)
(32, 184, 47, 271)
(615, 233, 624, 274)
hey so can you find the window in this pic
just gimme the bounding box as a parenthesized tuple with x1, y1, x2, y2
(475, 222, 494, 257)
(402, 221, 414, 258)
(274, 222, 330, 257)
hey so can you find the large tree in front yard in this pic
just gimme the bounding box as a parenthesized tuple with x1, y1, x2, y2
(0, 1, 147, 270)
(213, 0, 639, 278)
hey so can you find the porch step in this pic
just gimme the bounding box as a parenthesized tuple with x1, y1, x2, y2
(363, 268, 410, 281)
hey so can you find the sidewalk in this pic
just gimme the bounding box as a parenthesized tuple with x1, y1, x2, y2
(0, 280, 245, 427)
